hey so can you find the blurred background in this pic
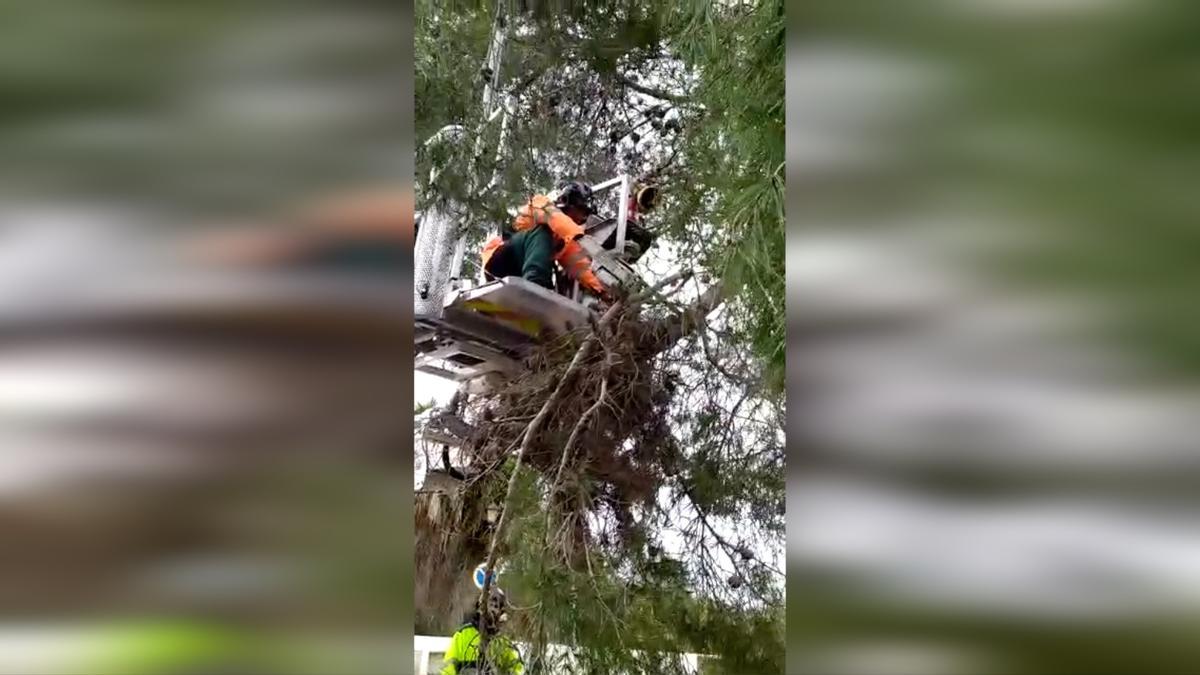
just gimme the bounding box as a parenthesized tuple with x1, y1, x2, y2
(10, 0, 1200, 671)
(788, 1, 1200, 673)
(0, 3, 410, 673)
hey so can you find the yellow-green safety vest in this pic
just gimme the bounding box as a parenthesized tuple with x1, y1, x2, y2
(441, 623, 524, 675)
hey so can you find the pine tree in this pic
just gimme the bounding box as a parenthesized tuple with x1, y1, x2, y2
(416, 2, 785, 672)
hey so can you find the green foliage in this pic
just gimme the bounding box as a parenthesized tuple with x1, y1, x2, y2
(656, 0, 786, 393)
(485, 451, 783, 672)
(415, 1, 492, 141)
(504, 503, 782, 674)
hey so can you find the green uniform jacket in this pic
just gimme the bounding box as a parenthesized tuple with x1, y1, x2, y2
(441, 623, 524, 675)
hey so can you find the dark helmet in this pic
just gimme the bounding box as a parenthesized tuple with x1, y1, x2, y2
(555, 181, 594, 214)
(476, 587, 509, 635)
(487, 587, 508, 616)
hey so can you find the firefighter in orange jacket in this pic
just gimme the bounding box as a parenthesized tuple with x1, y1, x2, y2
(481, 181, 608, 297)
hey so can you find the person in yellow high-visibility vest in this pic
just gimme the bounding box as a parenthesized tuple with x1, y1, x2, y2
(442, 588, 523, 675)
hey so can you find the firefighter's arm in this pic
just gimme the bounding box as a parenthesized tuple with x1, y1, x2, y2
(558, 236, 607, 296)
(439, 632, 462, 675)
(541, 210, 605, 295)
(523, 196, 587, 236)
(515, 194, 556, 229)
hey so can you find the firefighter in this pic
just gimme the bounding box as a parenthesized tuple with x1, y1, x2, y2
(480, 181, 608, 298)
(441, 587, 524, 675)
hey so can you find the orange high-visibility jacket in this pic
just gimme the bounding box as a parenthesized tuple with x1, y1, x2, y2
(481, 195, 606, 295)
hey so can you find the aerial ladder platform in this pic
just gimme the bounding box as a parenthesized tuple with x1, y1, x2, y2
(414, 174, 655, 385)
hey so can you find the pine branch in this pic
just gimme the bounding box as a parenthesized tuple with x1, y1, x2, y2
(640, 281, 726, 354)
(628, 268, 693, 305)
(639, 142, 683, 184)
(545, 339, 615, 547)
(616, 73, 689, 104)
(682, 486, 779, 606)
(509, 64, 549, 99)
(475, 298, 627, 667)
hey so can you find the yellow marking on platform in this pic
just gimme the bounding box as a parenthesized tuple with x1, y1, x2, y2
(462, 299, 543, 336)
